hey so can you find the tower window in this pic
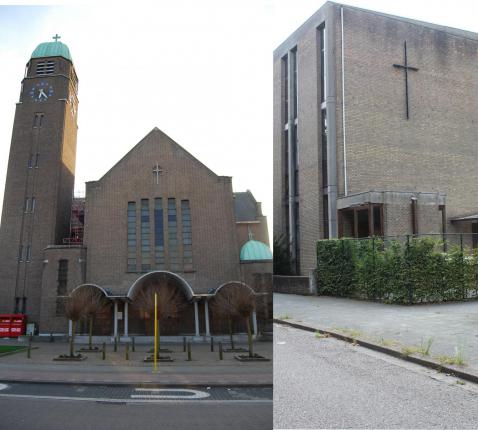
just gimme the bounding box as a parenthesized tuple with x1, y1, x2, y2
(36, 60, 55, 76)
(35, 153, 39, 168)
(26, 245, 31, 262)
(33, 113, 44, 128)
(31, 197, 36, 213)
(18, 245, 24, 262)
(28, 154, 33, 168)
(24, 198, 30, 213)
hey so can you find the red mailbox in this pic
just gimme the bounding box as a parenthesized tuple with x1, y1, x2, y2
(0, 314, 27, 338)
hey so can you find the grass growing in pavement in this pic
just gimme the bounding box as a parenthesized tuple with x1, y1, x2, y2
(436, 346, 467, 367)
(378, 337, 398, 347)
(0, 345, 28, 356)
(314, 331, 329, 339)
(332, 327, 364, 339)
(277, 314, 292, 320)
(419, 337, 434, 356)
(401, 345, 420, 356)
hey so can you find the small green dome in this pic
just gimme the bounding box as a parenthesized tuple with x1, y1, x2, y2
(31, 40, 72, 62)
(240, 240, 272, 262)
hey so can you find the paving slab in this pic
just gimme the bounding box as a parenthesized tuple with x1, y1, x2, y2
(274, 293, 478, 373)
(0, 340, 272, 386)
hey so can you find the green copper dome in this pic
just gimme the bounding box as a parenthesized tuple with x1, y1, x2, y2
(240, 240, 273, 262)
(31, 39, 72, 62)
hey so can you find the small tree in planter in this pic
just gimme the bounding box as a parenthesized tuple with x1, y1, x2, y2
(80, 287, 109, 352)
(210, 286, 245, 352)
(54, 289, 89, 361)
(213, 283, 269, 361)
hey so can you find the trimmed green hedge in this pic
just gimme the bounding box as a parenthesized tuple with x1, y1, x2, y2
(316, 237, 478, 304)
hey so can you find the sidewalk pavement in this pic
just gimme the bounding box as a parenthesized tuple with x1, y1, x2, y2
(0, 340, 272, 386)
(274, 293, 478, 374)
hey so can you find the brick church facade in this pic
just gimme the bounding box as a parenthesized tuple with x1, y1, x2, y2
(273, 2, 478, 274)
(0, 39, 271, 336)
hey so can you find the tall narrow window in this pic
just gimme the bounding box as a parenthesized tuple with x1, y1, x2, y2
(28, 154, 33, 168)
(154, 198, 165, 269)
(321, 109, 328, 188)
(141, 199, 151, 272)
(18, 245, 24, 262)
(31, 197, 36, 213)
(291, 47, 298, 120)
(24, 198, 30, 213)
(127, 202, 137, 272)
(282, 55, 288, 125)
(26, 245, 31, 262)
(57, 260, 68, 295)
(168, 198, 180, 271)
(181, 200, 193, 271)
(34, 153, 39, 168)
(33, 113, 44, 128)
(319, 23, 326, 103)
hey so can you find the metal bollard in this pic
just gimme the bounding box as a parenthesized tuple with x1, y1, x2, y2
(125, 343, 129, 361)
(114, 337, 117, 352)
(219, 341, 223, 360)
(132, 337, 135, 352)
(210, 336, 214, 352)
(27, 336, 32, 359)
(102, 342, 106, 360)
(187, 341, 192, 361)
(183, 336, 187, 352)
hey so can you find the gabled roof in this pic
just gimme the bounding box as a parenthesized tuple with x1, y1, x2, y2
(88, 127, 229, 185)
(233, 190, 261, 222)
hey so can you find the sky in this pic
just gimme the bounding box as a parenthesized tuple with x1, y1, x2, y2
(1, 0, 478, 242)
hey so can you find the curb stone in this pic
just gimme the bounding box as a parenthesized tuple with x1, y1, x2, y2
(274, 318, 478, 385)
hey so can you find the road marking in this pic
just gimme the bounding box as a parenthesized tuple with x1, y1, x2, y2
(0, 384, 8, 391)
(0, 393, 270, 404)
(132, 388, 210, 399)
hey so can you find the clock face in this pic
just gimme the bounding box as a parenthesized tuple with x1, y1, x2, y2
(29, 81, 54, 102)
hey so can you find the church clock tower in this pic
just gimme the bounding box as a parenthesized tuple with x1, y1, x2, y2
(0, 36, 79, 324)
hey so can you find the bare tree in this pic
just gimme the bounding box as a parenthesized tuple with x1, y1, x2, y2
(81, 287, 109, 350)
(64, 289, 89, 357)
(211, 283, 256, 357)
(134, 279, 186, 349)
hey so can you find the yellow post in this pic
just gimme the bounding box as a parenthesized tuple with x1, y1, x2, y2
(154, 292, 158, 373)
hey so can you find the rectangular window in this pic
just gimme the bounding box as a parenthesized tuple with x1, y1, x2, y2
(57, 259, 68, 295)
(33, 113, 44, 128)
(18, 245, 24, 262)
(26, 245, 31, 262)
(28, 154, 33, 168)
(181, 200, 193, 271)
(127, 202, 137, 272)
(35, 153, 39, 168)
(321, 109, 328, 188)
(154, 198, 165, 269)
(291, 47, 298, 120)
(31, 197, 36, 213)
(141, 199, 150, 272)
(24, 198, 30, 213)
(168, 198, 180, 271)
(318, 23, 326, 103)
(282, 54, 288, 125)
(36, 60, 55, 76)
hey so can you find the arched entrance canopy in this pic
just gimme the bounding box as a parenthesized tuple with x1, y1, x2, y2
(212, 281, 256, 296)
(69, 283, 111, 297)
(127, 270, 195, 301)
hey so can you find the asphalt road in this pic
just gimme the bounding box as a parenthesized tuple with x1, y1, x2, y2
(0, 383, 272, 430)
(274, 324, 478, 430)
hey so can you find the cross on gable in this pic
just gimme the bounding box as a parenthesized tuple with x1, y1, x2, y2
(393, 41, 419, 120)
(52, 34, 61, 42)
(152, 163, 163, 185)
